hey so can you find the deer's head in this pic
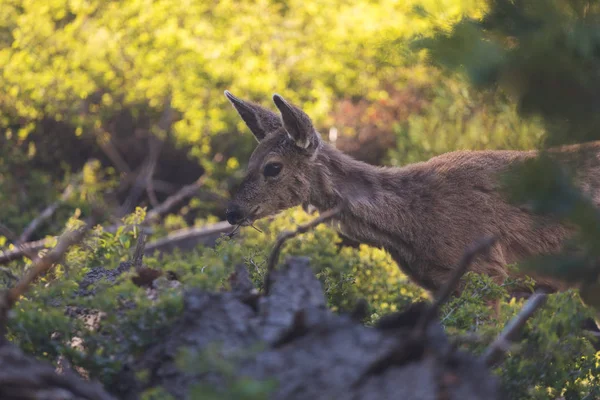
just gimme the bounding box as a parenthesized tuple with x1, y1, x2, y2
(224, 91, 322, 226)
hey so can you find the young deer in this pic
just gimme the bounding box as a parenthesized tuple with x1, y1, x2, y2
(223, 91, 600, 295)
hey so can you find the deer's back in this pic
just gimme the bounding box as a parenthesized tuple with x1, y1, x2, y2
(362, 142, 600, 292)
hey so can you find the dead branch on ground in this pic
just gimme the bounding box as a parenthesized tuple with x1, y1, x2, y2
(482, 292, 548, 367)
(413, 235, 498, 336)
(264, 206, 342, 293)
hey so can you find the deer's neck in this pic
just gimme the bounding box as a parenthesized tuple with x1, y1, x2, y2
(308, 143, 390, 213)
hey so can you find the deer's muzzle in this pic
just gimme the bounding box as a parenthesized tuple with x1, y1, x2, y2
(225, 204, 245, 225)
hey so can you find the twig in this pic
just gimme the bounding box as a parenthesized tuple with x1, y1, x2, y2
(145, 137, 162, 209)
(2, 219, 94, 321)
(94, 128, 132, 175)
(119, 96, 173, 216)
(264, 206, 342, 293)
(19, 183, 74, 243)
(145, 175, 207, 222)
(118, 141, 162, 217)
(413, 236, 497, 336)
(0, 224, 18, 244)
(0, 223, 39, 262)
(482, 292, 547, 367)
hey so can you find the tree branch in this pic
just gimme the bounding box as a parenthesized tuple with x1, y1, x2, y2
(0, 218, 95, 329)
(264, 206, 342, 293)
(413, 235, 497, 336)
(482, 292, 548, 367)
(19, 182, 74, 243)
(0, 223, 40, 262)
(118, 140, 162, 217)
(145, 175, 207, 222)
(94, 128, 132, 175)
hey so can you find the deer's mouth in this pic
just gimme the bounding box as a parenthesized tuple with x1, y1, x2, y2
(239, 206, 261, 226)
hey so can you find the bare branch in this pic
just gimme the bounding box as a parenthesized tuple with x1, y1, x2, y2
(264, 206, 342, 293)
(19, 183, 74, 243)
(145, 137, 162, 209)
(413, 235, 498, 336)
(118, 139, 162, 217)
(94, 128, 132, 175)
(482, 292, 547, 367)
(0, 223, 19, 243)
(0, 223, 40, 262)
(120, 96, 173, 216)
(2, 219, 94, 322)
(144, 221, 232, 254)
(145, 175, 207, 222)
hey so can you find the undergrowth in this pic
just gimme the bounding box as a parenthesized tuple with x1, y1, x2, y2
(1, 207, 598, 399)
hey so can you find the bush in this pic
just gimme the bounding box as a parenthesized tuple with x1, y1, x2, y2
(2, 207, 598, 398)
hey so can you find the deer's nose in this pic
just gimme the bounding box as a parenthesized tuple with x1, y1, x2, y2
(226, 204, 244, 225)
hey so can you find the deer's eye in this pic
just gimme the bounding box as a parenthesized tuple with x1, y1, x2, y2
(263, 162, 283, 177)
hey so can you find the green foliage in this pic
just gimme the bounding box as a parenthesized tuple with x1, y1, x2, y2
(0, 0, 495, 245)
(2, 207, 427, 396)
(3, 208, 599, 398)
(387, 73, 545, 165)
(148, 207, 428, 320)
(418, 0, 600, 145)
(221, 208, 428, 318)
(442, 273, 600, 400)
(4, 209, 184, 388)
(0, 0, 483, 173)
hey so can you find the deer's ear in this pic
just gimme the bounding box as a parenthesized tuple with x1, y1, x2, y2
(224, 91, 281, 142)
(272, 94, 320, 152)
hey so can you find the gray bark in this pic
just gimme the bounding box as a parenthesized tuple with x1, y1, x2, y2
(135, 256, 500, 400)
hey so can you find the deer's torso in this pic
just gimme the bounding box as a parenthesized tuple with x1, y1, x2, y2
(311, 142, 600, 293)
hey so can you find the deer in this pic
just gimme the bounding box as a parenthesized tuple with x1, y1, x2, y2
(223, 90, 600, 298)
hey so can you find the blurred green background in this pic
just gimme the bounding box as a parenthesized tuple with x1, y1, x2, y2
(0, 0, 546, 239)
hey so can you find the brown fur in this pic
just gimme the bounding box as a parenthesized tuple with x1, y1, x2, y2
(224, 91, 600, 294)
